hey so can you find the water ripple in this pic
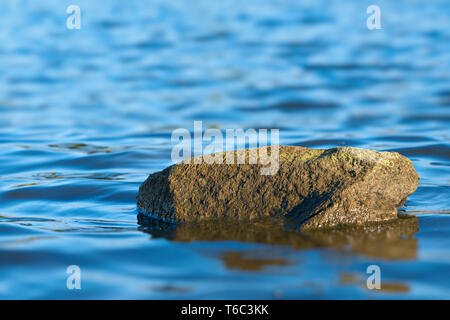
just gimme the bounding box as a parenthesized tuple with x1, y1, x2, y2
(0, 0, 449, 299)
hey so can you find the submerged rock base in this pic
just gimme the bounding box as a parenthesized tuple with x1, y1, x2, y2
(137, 146, 419, 229)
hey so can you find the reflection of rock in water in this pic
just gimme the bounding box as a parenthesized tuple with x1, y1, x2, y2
(221, 251, 292, 271)
(339, 272, 410, 293)
(138, 213, 419, 261)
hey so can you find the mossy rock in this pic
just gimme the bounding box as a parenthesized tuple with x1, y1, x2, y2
(137, 146, 419, 229)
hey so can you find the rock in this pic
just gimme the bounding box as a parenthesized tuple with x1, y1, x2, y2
(137, 146, 419, 229)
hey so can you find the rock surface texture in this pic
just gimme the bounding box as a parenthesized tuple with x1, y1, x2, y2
(137, 146, 419, 229)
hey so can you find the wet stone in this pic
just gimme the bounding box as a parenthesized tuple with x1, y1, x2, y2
(137, 146, 419, 229)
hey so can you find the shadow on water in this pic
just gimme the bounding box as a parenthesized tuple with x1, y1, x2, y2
(138, 213, 419, 264)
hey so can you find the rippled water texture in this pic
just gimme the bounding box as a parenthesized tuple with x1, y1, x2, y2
(0, 0, 449, 299)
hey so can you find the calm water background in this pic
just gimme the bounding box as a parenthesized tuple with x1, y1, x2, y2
(0, 0, 449, 299)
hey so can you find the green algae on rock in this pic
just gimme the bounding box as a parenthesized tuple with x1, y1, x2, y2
(137, 146, 419, 229)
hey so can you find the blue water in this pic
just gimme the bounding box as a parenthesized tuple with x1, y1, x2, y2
(0, 0, 449, 299)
